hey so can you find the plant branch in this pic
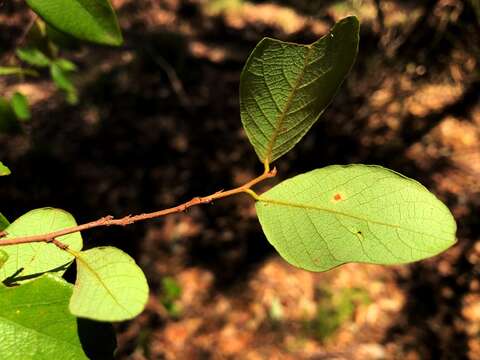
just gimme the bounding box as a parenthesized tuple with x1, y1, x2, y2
(0, 168, 277, 248)
(2, 11, 37, 65)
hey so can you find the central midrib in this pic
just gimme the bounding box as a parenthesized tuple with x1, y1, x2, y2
(257, 196, 452, 241)
(264, 45, 314, 163)
(74, 254, 132, 315)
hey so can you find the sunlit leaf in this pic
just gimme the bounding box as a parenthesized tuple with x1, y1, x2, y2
(0, 162, 10, 176)
(11, 92, 31, 121)
(25, 0, 123, 46)
(240, 16, 359, 164)
(256, 165, 456, 271)
(0, 208, 83, 282)
(70, 246, 149, 321)
(0, 275, 116, 359)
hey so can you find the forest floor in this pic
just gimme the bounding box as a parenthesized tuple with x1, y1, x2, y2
(1, 0, 480, 359)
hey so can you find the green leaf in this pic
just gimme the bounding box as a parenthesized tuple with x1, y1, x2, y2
(0, 208, 83, 283)
(0, 275, 116, 360)
(0, 213, 9, 231)
(0, 66, 38, 77)
(16, 47, 51, 67)
(256, 165, 457, 272)
(70, 246, 149, 321)
(0, 98, 21, 134)
(54, 58, 78, 72)
(0, 162, 11, 176)
(50, 63, 75, 91)
(25, 0, 123, 46)
(0, 250, 8, 270)
(50, 63, 78, 104)
(11, 92, 31, 121)
(240, 16, 359, 164)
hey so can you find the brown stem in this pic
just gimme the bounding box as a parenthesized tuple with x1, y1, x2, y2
(2, 12, 38, 65)
(0, 168, 277, 248)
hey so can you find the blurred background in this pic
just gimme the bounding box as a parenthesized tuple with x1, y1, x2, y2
(1, 0, 479, 359)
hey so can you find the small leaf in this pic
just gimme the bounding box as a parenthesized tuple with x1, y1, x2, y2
(0, 66, 38, 77)
(11, 92, 31, 121)
(0, 213, 9, 231)
(0, 275, 116, 359)
(16, 47, 51, 67)
(240, 16, 359, 164)
(0, 162, 11, 176)
(0, 208, 83, 282)
(50, 63, 75, 91)
(70, 246, 149, 321)
(0, 250, 8, 270)
(256, 165, 457, 272)
(25, 0, 123, 46)
(54, 58, 77, 72)
(50, 63, 79, 104)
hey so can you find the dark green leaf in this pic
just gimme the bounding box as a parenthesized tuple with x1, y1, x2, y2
(0, 275, 116, 359)
(0, 213, 9, 231)
(0, 98, 20, 134)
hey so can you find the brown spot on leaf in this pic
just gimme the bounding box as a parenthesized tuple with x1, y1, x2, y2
(333, 193, 343, 202)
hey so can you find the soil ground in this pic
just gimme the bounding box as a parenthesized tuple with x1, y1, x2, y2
(1, 0, 480, 359)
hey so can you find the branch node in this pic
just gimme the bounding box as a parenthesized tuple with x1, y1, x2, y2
(120, 215, 134, 225)
(102, 215, 114, 223)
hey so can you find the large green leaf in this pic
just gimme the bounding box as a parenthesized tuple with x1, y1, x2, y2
(0, 162, 10, 176)
(0, 275, 116, 359)
(25, 0, 123, 46)
(240, 16, 359, 164)
(256, 165, 456, 272)
(70, 246, 149, 321)
(0, 208, 83, 282)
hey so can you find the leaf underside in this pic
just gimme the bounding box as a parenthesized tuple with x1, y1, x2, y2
(240, 16, 359, 164)
(256, 165, 457, 272)
(69, 246, 149, 321)
(0, 208, 83, 283)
